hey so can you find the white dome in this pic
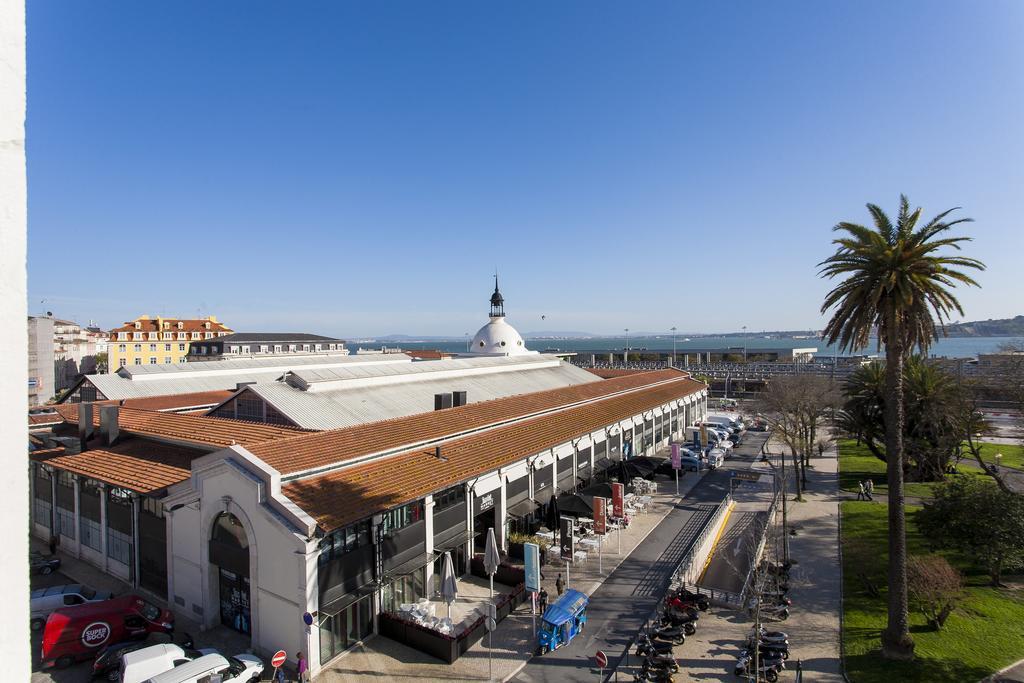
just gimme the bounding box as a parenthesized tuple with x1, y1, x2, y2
(470, 316, 534, 356)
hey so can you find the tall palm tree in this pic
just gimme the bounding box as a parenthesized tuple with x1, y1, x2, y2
(819, 195, 983, 660)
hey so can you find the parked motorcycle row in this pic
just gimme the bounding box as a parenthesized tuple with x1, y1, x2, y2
(631, 587, 711, 682)
(735, 560, 794, 681)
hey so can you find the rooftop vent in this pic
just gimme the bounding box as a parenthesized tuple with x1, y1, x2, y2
(434, 393, 453, 411)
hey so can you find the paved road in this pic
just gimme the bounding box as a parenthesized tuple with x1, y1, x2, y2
(514, 433, 770, 683)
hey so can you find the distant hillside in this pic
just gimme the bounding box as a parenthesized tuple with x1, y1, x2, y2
(943, 316, 1024, 337)
(522, 331, 598, 339)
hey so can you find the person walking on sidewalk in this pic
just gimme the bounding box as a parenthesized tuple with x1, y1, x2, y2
(539, 588, 549, 614)
(296, 652, 309, 682)
(555, 573, 564, 596)
(864, 479, 874, 500)
(857, 481, 866, 500)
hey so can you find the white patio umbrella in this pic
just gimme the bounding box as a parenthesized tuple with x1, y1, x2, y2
(440, 550, 459, 620)
(483, 527, 501, 600)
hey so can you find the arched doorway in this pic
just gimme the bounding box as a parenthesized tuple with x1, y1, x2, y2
(209, 512, 251, 635)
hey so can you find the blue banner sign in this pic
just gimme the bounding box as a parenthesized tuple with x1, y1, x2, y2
(524, 542, 541, 593)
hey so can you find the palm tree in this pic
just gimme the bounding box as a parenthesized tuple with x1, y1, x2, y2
(819, 195, 984, 660)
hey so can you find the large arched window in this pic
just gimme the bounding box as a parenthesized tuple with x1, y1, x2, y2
(210, 513, 249, 575)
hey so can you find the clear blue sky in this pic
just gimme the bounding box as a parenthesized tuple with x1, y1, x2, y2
(27, 1, 1024, 337)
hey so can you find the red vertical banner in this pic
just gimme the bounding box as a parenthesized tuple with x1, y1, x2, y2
(612, 483, 624, 518)
(594, 497, 607, 535)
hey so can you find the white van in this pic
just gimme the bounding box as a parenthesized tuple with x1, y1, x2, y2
(142, 652, 263, 683)
(705, 448, 725, 469)
(706, 415, 745, 433)
(119, 643, 212, 683)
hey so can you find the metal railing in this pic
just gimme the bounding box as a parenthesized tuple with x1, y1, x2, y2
(672, 492, 734, 587)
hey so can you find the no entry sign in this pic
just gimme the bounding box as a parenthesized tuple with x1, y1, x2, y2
(271, 650, 287, 668)
(595, 650, 608, 668)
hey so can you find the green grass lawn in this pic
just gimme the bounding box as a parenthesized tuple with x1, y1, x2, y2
(841, 501, 1024, 682)
(972, 442, 1024, 470)
(838, 439, 987, 500)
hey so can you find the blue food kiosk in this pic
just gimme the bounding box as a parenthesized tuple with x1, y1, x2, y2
(536, 589, 589, 655)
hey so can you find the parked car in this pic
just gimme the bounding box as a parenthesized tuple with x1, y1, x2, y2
(31, 584, 114, 631)
(30, 550, 61, 576)
(40, 595, 174, 669)
(92, 633, 194, 681)
(704, 448, 725, 469)
(142, 652, 263, 683)
(119, 643, 217, 683)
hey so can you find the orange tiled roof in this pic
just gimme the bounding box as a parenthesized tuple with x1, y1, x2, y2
(284, 376, 705, 530)
(403, 350, 454, 360)
(109, 317, 232, 334)
(29, 412, 64, 426)
(248, 369, 688, 475)
(31, 437, 203, 493)
(584, 368, 654, 379)
(55, 404, 305, 449)
(35, 392, 232, 428)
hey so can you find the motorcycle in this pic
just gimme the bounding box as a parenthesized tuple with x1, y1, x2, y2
(745, 640, 790, 660)
(668, 587, 710, 611)
(659, 610, 698, 635)
(636, 634, 676, 658)
(647, 623, 688, 644)
(749, 626, 789, 644)
(758, 590, 792, 605)
(665, 595, 704, 613)
(634, 668, 674, 683)
(734, 651, 784, 682)
(757, 605, 790, 622)
(641, 654, 680, 675)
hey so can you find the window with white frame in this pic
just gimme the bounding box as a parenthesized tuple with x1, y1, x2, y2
(164, 343, 171, 351)
(149, 343, 156, 352)
(149, 357, 157, 364)
(134, 358, 142, 365)
(119, 359, 127, 367)
(164, 357, 171, 364)
(178, 343, 186, 352)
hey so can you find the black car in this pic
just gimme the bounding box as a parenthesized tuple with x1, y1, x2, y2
(92, 632, 193, 680)
(29, 551, 61, 575)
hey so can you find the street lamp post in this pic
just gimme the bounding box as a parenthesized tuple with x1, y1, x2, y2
(624, 328, 630, 366)
(742, 325, 747, 362)
(671, 326, 677, 368)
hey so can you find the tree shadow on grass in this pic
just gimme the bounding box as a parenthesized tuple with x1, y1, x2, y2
(846, 648, 992, 683)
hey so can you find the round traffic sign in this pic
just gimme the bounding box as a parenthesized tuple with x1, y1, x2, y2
(271, 650, 287, 668)
(595, 650, 608, 668)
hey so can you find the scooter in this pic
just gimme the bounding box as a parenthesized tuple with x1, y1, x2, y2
(745, 640, 791, 660)
(669, 587, 710, 611)
(749, 627, 789, 645)
(646, 624, 687, 644)
(659, 610, 698, 635)
(635, 639, 679, 672)
(655, 618, 695, 638)
(757, 605, 790, 622)
(734, 651, 784, 682)
(641, 654, 680, 675)
(634, 667, 674, 683)
(636, 634, 676, 658)
(665, 595, 703, 613)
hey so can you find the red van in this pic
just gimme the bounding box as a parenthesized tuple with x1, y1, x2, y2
(41, 594, 174, 669)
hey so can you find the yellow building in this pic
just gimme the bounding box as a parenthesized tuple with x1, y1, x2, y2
(107, 315, 232, 371)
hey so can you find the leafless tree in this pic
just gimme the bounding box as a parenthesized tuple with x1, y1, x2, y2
(757, 374, 842, 499)
(906, 555, 963, 630)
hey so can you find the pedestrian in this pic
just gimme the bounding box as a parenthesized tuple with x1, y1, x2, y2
(555, 573, 564, 596)
(296, 652, 309, 682)
(857, 481, 865, 501)
(865, 479, 874, 500)
(48, 535, 58, 556)
(539, 587, 549, 613)
(274, 665, 286, 683)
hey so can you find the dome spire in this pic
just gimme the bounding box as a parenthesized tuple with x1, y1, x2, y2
(489, 272, 505, 318)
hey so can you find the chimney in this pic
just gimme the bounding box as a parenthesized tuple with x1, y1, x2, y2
(236, 381, 255, 391)
(78, 402, 95, 449)
(435, 445, 447, 462)
(434, 393, 453, 411)
(99, 405, 120, 446)
(452, 391, 467, 408)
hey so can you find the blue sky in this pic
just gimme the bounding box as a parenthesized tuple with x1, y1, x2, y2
(27, 1, 1024, 337)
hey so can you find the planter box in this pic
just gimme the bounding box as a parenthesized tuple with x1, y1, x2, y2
(379, 583, 527, 664)
(507, 542, 548, 565)
(471, 555, 526, 586)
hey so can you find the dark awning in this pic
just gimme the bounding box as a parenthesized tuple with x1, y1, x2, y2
(594, 457, 614, 472)
(319, 583, 376, 619)
(508, 498, 540, 518)
(381, 552, 437, 583)
(434, 526, 471, 550)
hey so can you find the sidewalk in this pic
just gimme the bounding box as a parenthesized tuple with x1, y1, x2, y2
(318, 465, 709, 682)
(668, 443, 844, 682)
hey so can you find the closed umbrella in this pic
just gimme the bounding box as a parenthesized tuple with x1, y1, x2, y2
(484, 527, 501, 600)
(545, 494, 560, 532)
(440, 551, 458, 620)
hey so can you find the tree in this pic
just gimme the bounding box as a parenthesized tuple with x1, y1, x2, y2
(917, 477, 1024, 586)
(905, 555, 962, 630)
(840, 358, 966, 481)
(758, 374, 840, 499)
(819, 195, 984, 660)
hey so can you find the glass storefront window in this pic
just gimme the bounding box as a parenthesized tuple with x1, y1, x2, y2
(318, 594, 373, 665)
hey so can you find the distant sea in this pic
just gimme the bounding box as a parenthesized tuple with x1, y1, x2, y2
(358, 335, 1024, 360)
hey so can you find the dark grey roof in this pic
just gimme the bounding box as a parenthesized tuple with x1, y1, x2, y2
(197, 333, 346, 344)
